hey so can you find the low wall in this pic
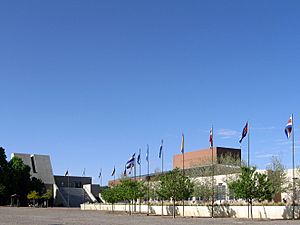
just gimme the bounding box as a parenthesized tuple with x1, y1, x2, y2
(81, 203, 300, 219)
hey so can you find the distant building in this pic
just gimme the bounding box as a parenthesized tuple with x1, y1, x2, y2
(11, 153, 101, 207)
(108, 147, 241, 186)
(173, 147, 241, 169)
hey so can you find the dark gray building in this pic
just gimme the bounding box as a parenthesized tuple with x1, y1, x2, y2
(11, 153, 100, 207)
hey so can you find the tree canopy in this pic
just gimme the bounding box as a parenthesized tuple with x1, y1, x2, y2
(228, 166, 274, 219)
(0, 147, 46, 206)
(157, 168, 194, 218)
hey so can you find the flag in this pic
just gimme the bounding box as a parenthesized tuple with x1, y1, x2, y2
(64, 170, 69, 176)
(146, 145, 149, 162)
(239, 122, 248, 143)
(126, 153, 135, 169)
(111, 166, 115, 176)
(137, 150, 141, 165)
(209, 127, 213, 148)
(128, 164, 133, 174)
(98, 169, 102, 179)
(285, 116, 293, 139)
(123, 166, 127, 177)
(159, 140, 163, 158)
(82, 168, 86, 177)
(181, 134, 184, 153)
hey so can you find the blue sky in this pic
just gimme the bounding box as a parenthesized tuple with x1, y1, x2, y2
(0, 1, 299, 185)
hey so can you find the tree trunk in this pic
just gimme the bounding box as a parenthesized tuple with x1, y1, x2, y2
(250, 200, 253, 220)
(173, 199, 176, 218)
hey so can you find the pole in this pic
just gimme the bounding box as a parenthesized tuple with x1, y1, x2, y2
(147, 145, 150, 215)
(67, 174, 70, 207)
(139, 148, 141, 214)
(182, 140, 185, 217)
(114, 167, 116, 186)
(161, 140, 164, 216)
(100, 169, 102, 187)
(292, 113, 295, 220)
(134, 153, 136, 213)
(248, 122, 250, 219)
(248, 122, 250, 167)
(211, 126, 214, 218)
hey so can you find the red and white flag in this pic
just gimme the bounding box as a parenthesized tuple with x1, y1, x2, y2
(209, 127, 213, 148)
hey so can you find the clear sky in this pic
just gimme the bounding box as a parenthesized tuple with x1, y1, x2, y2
(0, 1, 299, 185)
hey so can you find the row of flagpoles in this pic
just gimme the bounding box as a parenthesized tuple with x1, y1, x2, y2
(108, 114, 295, 185)
(63, 115, 295, 217)
(63, 115, 294, 182)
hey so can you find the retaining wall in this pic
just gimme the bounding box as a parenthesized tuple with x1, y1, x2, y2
(80, 203, 299, 219)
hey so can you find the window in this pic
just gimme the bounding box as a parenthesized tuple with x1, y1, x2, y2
(30, 155, 37, 173)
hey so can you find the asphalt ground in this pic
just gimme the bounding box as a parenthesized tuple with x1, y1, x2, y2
(0, 207, 299, 225)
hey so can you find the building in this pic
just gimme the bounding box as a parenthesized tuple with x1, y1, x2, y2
(11, 153, 101, 207)
(173, 147, 241, 169)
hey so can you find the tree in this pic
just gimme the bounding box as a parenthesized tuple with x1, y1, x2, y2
(42, 190, 52, 207)
(118, 179, 145, 214)
(7, 157, 31, 206)
(0, 148, 44, 206)
(266, 156, 289, 201)
(193, 177, 214, 203)
(0, 147, 8, 205)
(228, 166, 274, 219)
(157, 168, 194, 218)
(102, 185, 124, 212)
(29, 177, 45, 195)
(27, 191, 40, 207)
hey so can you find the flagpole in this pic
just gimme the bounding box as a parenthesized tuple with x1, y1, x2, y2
(182, 134, 185, 217)
(134, 152, 137, 213)
(134, 153, 137, 181)
(161, 140, 164, 216)
(67, 171, 70, 207)
(100, 169, 102, 187)
(114, 166, 116, 186)
(139, 148, 141, 179)
(292, 113, 295, 220)
(211, 126, 214, 218)
(248, 122, 250, 167)
(139, 148, 141, 214)
(248, 122, 250, 219)
(147, 145, 150, 216)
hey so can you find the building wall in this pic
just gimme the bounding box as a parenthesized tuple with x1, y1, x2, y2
(54, 175, 92, 188)
(173, 147, 241, 169)
(11, 153, 55, 185)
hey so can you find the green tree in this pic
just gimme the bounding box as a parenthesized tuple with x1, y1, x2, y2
(7, 157, 31, 206)
(119, 179, 145, 214)
(101, 186, 122, 212)
(193, 177, 214, 203)
(0, 147, 8, 205)
(157, 168, 194, 218)
(27, 190, 40, 207)
(228, 166, 274, 219)
(29, 177, 45, 195)
(42, 190, 52, 207)
(266, 156, 289, 201)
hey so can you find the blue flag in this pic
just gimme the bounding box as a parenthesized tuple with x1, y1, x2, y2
(146, 145, 149, 162)
(137, 150, 141, 165)
(239, 122, 248, 143)
(159, 140, 163, 158)
(181, 134, 184, 154)
(126, 153, 135, 169)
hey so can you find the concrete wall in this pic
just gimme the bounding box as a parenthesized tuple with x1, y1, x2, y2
(11, 153, 55, 185)
(54, 175, 92, 188)
(81, 203, 300, 219)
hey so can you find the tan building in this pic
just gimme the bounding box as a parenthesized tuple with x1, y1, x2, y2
(173, 147, 241, 169)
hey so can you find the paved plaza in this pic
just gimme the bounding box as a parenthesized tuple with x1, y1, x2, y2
(0, 207, 299, 225)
